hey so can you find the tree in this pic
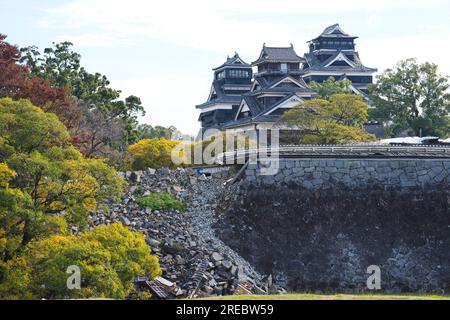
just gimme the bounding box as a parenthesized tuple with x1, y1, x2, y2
(135, 124, 176, 140)
(84, 223, 161, 288)
(0, 97, 70, 153)
(0, 223, 161, 299)
(128, 138, 181, 170)
(134, 124, 190, 142)
(0, 98, 125, 255)
(3, 35, 149, 160)
(20, 42, 81, 89)
(280, 94, 375, 144)
(328, 94, 369, 127)
(20, 42, 145, 147)
(70, 97, 127, 157)
(308, 76, 353, 99)
(0, 34, 78, 129)
(368, 58, 450, 137)
(0, 163, 32, 262)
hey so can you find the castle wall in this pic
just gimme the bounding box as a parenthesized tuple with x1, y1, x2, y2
(245, 158, 450, 190)
(216, 157, 450, 294)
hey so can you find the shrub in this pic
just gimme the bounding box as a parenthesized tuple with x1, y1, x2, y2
(137, 192, 186, 212)
(127, 138, 181, 170)
(0, 223, 161, 299)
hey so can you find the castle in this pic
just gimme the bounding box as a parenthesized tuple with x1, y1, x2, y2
(196, 24, 378, 134)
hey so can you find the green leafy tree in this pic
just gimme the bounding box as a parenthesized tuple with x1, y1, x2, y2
(134, 124, 190, 142)
(309, 76, 353, 99)
(0, 163, 32, 262)
(20, 42, 82, 89)
(368, 58, 450, 137)
(281, 94, 375, 144)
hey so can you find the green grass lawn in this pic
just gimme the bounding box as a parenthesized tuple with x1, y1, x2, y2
(199, 294, 450, 300)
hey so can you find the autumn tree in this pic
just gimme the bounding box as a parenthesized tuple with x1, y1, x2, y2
(0, 34, 77, 128)
(128, 138, 181, 170)
(2, 34, 148, 161)
(0, 98, 125, 256)
(368, 58, 450, 137)
(280, 94, 375, 144)
(0, 99, 163, 299)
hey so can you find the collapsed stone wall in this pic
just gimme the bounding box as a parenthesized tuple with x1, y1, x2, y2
(215, 158, 450, 294)
(91, 168, 267, 299)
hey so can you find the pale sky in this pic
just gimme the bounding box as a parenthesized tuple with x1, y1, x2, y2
(1, 0, 449, 135)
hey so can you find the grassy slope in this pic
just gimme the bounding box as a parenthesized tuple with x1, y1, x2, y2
(199, 294, 450, 300)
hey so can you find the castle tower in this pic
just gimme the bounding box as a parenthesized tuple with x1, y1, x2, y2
(228, 44, 314, 127)
(196, 53, 252, 132)
(302, 24, 377, 94)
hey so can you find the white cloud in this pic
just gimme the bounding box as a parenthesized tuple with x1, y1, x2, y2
(40, 0, 447, 52)
(42, 0, 297, 53)
(55, 32, 130, 48)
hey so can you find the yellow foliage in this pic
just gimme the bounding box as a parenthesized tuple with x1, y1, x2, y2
(0, 223, 161, 300)
(0, 98, 126, 267)
(0, 257, 34, 300)
(0, 98, 71, 152)
(0, 228, 6, 253)
(0, 163, 16, 188)
(128, 138, 181, 170)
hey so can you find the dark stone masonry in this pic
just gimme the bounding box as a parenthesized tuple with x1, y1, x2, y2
(216, 158, 450, 294)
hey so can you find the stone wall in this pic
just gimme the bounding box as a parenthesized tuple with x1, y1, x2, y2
(245, 158, 450, 190)
(215, 157, 450, 294)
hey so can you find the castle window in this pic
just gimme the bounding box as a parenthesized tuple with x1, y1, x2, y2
(229, 69, 250, 78)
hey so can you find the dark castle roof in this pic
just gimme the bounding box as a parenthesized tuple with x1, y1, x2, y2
(252, 44, 305, 65)
(196, 80, 245, 108)
(251, 75, 313, 94)
(223, 94, 296, 129)
(212, 52, 250, 71)
(304, 50, 377, 73)
(197, 53, 252, 109)
(223, 75, 315, 128)
(309, 23, 358, 42)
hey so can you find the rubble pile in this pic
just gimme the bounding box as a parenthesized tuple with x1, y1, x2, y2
(89, 167, 267, 298)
